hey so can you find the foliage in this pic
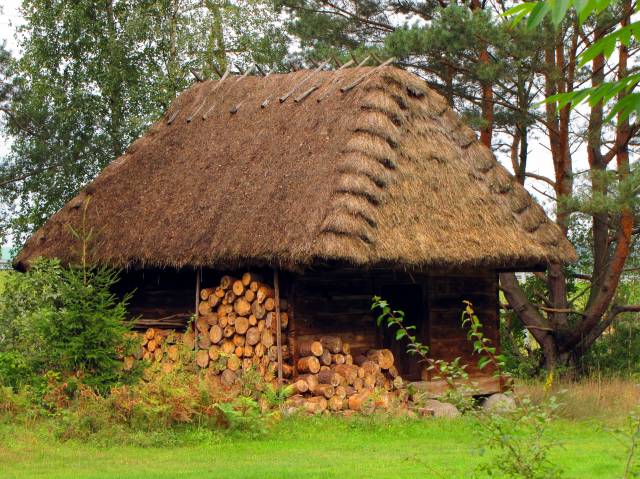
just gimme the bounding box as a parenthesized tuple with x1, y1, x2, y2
(0, 255, 138, 393)
(372, 295, 475, 411)
(613, 406, 640, 479)
(374, 295, 564, 478)
(506, 0, 639, 122)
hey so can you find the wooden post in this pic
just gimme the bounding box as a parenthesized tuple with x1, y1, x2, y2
(288, 281, 297, 377)
(194, 268, 201, 353)
(273, 268, 283, 385)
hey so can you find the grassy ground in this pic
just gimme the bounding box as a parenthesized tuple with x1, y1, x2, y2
(0, 415, 630, 479)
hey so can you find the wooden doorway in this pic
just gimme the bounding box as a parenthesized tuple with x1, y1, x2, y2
(379, 283, 426, 381)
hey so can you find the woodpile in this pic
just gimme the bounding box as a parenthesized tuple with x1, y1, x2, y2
(289, 335, 405, 414)
(122, 272, 408, 414)
(122, 328, 185, 374)
(195, 272, 290, 386)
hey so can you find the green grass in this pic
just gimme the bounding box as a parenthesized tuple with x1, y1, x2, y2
(0, 416, 627, 478)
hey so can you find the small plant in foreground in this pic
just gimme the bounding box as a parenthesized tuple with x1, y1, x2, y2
(462, 301, 563, 479)
(372, 296, 475, 411)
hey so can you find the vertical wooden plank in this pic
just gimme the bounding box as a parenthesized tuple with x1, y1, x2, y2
(274, 268, 283, 385)
(288, 279, 297, 377)
(194, 268, 201, 357)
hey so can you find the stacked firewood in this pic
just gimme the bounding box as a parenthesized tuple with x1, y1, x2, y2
(289, 336, 404, 414)
(194, 273, 290, 387)
(123, 328, 185, 374)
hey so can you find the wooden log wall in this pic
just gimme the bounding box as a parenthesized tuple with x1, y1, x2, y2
(292, 270, 379, 360)
(292, 268, 499, 384)
(426, 270, 499, 380)
(115, 268, 195, 330)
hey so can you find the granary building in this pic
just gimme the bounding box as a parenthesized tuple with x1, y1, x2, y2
(15, 66, 575, 395)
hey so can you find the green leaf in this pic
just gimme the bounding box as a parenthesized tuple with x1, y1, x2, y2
(551, 0, 571, 25)
(527, 2, 552, 28)
(395, 329, 406, 340)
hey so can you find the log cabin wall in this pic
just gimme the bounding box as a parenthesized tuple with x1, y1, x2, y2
(116, 266, 499, 388)
(115, 268, 196, 331)
(291, 267, 499, 383)
(427, 270, 499, 382)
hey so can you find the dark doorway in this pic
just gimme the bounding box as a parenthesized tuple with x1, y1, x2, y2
(379, 284, 426, 381)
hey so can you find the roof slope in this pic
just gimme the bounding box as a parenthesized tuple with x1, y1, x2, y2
(15, 66, 575, 271)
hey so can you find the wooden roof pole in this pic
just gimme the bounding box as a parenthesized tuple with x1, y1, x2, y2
(273, 267, 283, 385)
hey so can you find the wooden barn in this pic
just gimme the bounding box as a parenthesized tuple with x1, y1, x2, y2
(15, 66, 575, 396)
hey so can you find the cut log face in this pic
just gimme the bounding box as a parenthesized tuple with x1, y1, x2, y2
(234, 298, 251, 317)
(318, 369, 340, 387)
(200, 287, 214, 301)
(367, 349, 394, 369)
(244, 289, 256, 303)
(219, 275, 236, 290)
(320, 350, 332, 366)
(294, 379, 309, 394)
(304, 396, 328, 414)
(246, 327, 260, 346)
(209, 325, 223, 344)
(264, 297, 276, 312)
(234, 316, 249, 334)
(224, 290, 236, 305)
(227, 354, 241, 371)
(241, 272, 253, 286)
(315, 384, 335, 399)
(298, 340, 323, 357)
(297, 356, 321, 374)
(221, 340, 235, 355)
(196, 350, 210, 368)
(328, 395, 343, 411)
(208, 345, 221, 361)
(320, 336, 343, 354)
(198, 301, 212, 316)
(251, 301, 266, 319)
(232, 280, 245, 296)
(261, 329, 274, 348)
(256, 285, 275, 304)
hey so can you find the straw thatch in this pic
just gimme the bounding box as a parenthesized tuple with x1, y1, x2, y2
(15, 66, 575, 271)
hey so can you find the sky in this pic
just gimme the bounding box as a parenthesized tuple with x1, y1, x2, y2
(1, 0, 23, 160)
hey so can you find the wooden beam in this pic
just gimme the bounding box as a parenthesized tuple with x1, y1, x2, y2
(274, 268, 283, 385)
(194, 268, 201, 356)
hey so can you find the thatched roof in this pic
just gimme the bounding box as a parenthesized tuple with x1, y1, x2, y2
(15, 66, 575, 271)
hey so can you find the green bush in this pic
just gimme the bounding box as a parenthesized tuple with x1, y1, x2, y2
(0, 258, 138, 394)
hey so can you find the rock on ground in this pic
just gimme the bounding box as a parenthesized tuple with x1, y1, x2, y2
(422, 399, 461, 418)
(482, 393, 517, 413)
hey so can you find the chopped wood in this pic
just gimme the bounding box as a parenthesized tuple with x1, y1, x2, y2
(320, 336, 343, 354)
(200, 287, 215, 301)
(261, 329, 274, 348)
(367, 349, 394, 369)
(304, 396, 328, 414)
(318, 369, 340, 386)
(298, 339, 323, 357)
(246, 327, 260, 346)
(251, 301, 266, 319)
(227, 354, 241, 371)
(232, 280, 245, 296)
(297, 356, 321, 374)
(196, 350, 210, 368)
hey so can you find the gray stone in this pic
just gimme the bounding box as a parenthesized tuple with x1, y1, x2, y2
(482, 393, 517, 413)
(422, 399, 461, 418)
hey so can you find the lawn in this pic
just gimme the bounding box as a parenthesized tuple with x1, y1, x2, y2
(0, 416, 627, 478)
